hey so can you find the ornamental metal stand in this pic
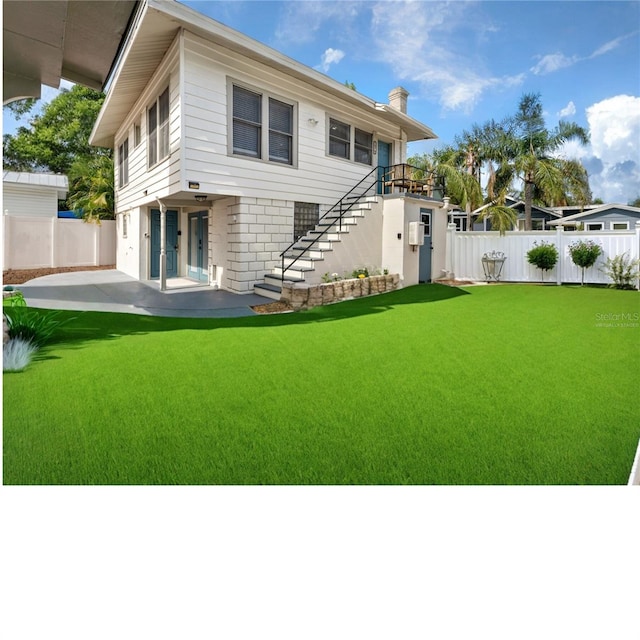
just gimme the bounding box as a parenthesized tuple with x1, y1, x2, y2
(481, 251, 506, 281)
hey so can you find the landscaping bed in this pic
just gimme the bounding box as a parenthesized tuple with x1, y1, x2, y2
(2, 265, 115, 285)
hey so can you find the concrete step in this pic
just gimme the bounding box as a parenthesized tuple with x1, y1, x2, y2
(272, 264, 314, 279)
(283, 255, 322, 269)
(290, 246, 330, 259)
(298, 238, 335, 250)
(264, 273, 305, 286)
(253, 282, 281, 300)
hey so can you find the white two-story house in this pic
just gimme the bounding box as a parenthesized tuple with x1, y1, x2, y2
(90, 0, 448, 298)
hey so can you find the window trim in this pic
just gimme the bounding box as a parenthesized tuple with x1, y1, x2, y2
(611, 221, 629, 230)
(327, 116, 374, 165)
(586, 222, 604, 231)
(227, 78, 298, 167)
(118, 137, 129, 188)
(148, 87, 170, 169)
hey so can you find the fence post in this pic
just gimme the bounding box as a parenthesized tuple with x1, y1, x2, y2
(446, 222, 457, 279)
(2, 212, 10, 271)
(51, 216, 58, 268)
(556, 225, 563, 286)
(94, 223, 100, 266)
(635, 221, 640, 290)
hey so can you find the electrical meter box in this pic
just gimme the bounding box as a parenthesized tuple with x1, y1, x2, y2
(408, 221, 425, 246)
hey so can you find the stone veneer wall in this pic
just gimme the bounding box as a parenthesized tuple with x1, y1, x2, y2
(281, 274, 400, 310)
(224, 197, 295, 293)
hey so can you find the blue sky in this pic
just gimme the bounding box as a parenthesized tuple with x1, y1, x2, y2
(4, 0, 639, 202)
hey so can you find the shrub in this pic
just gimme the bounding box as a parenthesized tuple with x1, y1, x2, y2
(3, 338, 38, 372)
(601, 253, 640, 290)
(568, 240, 603, 285)
(526, 242, 558, 281)
(4, 293, 74, 348)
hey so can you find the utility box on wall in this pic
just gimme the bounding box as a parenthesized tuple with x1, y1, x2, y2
(408, 221, 425, 246)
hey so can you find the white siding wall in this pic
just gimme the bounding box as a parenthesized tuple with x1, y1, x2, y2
(114, 35, 182, 212)
(3, 184, 58, 217)
(181, 31, 403, 206)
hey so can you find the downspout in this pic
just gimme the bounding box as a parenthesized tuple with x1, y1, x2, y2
(155, 196, 167, 291)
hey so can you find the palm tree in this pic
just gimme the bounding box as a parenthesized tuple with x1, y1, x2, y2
(488, 93, 590, 230)
(408, 148, 483, 221)
(67, 154, 114, 223)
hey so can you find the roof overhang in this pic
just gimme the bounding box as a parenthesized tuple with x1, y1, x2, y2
(3, 0, 138, 104)
(91, 0, 437, 148)
(548, 203, 640, 225)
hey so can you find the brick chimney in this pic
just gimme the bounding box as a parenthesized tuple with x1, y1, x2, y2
(388, 86, 409, 114)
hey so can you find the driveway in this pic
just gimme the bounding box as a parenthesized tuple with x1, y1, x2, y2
(14, 270, 270, 318)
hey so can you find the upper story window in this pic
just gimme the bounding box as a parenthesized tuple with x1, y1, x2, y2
(118, 137, 129, 187)
(329, 119, 350, 159)
(231, 83, 295, 165)
(328, 118, 373, 165)
(134, 121, 141, 147)
(148, 87, 169, 167)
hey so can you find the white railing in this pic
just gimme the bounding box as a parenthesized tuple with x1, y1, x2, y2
(446, 222, 640, 288)
(2, 215, 116, 271)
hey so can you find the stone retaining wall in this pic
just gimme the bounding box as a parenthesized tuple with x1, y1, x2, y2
(281, 274, 400, 310)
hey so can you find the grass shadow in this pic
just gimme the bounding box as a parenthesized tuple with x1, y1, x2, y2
(42, 284, 470, 351)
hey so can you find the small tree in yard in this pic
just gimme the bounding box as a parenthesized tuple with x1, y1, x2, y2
(568, 240, 602, 285)
(526, 241, 558, 281)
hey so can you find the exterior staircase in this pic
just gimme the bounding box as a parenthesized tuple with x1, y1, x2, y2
(254, 196, 377, 300)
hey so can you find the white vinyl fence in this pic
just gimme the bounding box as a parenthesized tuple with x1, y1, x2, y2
(447, 222, 640, 288)
(3, 215, 116, 270)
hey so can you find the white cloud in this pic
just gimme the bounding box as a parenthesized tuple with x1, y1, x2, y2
(531, 31, 638, 76)
(558, 101, 576, 118)
(316, 48, 345, 73)
(531, 53, 577, 75)
(560, 95, 640, 203)
(369, 1, 523, 113)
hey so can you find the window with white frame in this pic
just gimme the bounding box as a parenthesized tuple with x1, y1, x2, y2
(118, 138, 129, 187)
(612, 221, 629, 230)
(586, 222, 603, 231)
(328, 118, 373, 165)
(148, 87, 169, 167)
(231, 83, 295, 165)
(420, 208, 432, 237)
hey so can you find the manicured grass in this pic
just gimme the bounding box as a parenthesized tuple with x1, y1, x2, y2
(3, 284, 639, 484)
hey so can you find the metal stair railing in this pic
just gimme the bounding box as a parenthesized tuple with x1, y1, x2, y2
(278, 164, 445, 281)
(279, 165, 379, 281)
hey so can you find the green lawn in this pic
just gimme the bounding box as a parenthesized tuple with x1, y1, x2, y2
(3, 284, 639, 484)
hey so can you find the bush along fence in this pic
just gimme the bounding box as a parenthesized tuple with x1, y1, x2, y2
(281, 274, 400, 310)
(446, 221, 640, 288)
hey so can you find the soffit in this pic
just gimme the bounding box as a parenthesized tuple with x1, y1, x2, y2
(3, 0, 137, 103)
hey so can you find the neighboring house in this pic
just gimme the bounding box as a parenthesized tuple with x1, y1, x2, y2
(89, 0, 448, 297)
(470, 197, 561, 231)
(2, 171, 68, 217)
(547, 203, 640, 231)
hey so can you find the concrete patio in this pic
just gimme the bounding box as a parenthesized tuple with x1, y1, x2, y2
(12, 270, 269, 318)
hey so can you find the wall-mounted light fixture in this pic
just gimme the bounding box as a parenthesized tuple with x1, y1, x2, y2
(195, 194, 207, 202)
(308, 118, 318, 126)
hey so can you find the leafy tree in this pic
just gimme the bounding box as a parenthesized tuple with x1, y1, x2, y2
(4, 98, 38, 120)
(628, 196, 640, 208)
(486, 93, 590, 230)
(527, 241, 558, 281)
(568, 240, 602, 285)
(3, 85, 109, 175)
(3, 85, 113, 221)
